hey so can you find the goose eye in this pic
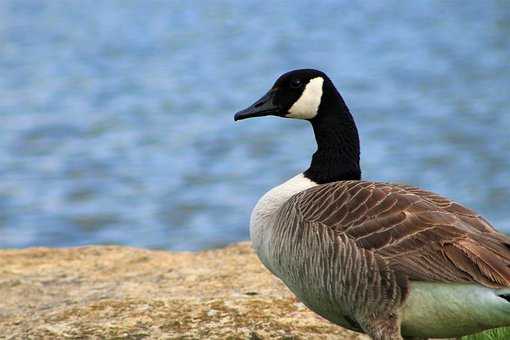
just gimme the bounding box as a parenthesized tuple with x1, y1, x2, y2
(290, 79, 302, 89)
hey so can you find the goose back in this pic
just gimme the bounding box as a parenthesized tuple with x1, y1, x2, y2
(281, 180, 510, 289)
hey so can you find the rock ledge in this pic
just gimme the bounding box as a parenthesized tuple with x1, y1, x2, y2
(0, 242, 366, 339)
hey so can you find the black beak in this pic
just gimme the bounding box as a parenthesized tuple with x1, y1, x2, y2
(234, 90, 280, 121)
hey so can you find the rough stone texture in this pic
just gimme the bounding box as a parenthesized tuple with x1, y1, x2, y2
(0, 242, 367, 339)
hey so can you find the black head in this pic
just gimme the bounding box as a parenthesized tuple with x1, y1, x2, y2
(234, 69, 339, 122)
(234, 69, 361, 183)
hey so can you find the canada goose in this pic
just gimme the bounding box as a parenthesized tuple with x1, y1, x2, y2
(234, 69, 510, 340)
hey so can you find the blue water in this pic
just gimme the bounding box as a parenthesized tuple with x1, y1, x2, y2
(0, 1, 509, 250)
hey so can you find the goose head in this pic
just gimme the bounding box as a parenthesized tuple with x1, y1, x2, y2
(234, 69, 361, 183)
(234, 69, 334, 121)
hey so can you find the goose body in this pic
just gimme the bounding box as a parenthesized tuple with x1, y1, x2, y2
(235, 69, 510, 339)
(251, 174, 510, 338)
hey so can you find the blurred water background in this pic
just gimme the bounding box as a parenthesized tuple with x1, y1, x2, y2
(0, 1, 509, 250)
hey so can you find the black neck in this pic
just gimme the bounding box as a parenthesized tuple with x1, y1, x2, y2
(303, 87, 361, 184)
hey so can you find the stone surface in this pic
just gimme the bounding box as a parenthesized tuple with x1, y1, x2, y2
(0, 242, 367, 339)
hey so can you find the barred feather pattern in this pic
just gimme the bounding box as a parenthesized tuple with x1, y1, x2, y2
(269, 198, 406, 331)
(264, 180, 510, 336)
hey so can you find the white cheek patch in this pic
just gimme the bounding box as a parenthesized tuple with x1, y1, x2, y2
(286, 77, 324, 119)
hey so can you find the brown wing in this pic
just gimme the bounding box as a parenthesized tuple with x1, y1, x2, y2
(293, 180, 510, 288)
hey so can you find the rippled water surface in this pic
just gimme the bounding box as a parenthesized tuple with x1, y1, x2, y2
(1, 1, 509, 250)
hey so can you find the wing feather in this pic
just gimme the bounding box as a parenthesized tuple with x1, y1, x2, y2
(292, 180, 510, 288)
